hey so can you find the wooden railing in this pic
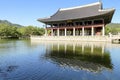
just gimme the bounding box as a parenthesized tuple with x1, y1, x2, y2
(46, 24, 104, 29)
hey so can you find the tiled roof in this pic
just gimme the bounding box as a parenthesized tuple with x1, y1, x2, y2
(38, 2, 115, 24)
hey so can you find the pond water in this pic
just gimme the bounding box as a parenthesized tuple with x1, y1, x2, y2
(0, 40, 120, 80)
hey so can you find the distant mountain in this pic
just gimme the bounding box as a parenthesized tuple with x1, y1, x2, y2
(0, 20, 23, 27)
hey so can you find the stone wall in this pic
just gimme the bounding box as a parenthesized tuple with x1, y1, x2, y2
(31, 36, 111, 42)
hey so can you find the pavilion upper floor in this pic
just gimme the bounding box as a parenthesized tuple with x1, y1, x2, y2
(45, 19, 104, 29)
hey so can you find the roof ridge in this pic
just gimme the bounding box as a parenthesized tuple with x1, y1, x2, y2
(59, 2, 101, 11)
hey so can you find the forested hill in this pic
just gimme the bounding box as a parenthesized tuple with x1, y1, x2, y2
(107, 23, 120, 28)
(0, 20, 44, 39)
(0, 20, 23, 27)
(106, 23, 120, 34)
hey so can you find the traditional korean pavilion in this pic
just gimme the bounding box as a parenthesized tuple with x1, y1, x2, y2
(38, 2, 115, 37)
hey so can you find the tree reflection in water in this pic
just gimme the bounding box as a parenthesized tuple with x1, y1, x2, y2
(44, 42, 113, 73)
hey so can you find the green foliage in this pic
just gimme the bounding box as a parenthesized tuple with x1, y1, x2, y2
(0, 20, 45, 39)
(17, 26, 45, 37)
(105, 23, 120, 35)
(17, 27, 26, 36)
(105, 25, 111, 35)
(0, 24, 16, 37)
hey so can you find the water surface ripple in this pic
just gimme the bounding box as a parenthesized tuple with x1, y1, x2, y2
(0, 40, 120, 80)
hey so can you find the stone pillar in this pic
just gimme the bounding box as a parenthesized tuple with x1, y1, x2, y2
(91, 26, 94, 36)
(102, 25, 105, 36)
(82, 27, 84, 36)
(57, 28, 59, 36)
(73, 27, 75, 36)
(51, 29, 53, 36)
(65, 28, 67, 36)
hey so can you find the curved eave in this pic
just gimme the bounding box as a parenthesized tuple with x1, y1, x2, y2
(38, 8, 115, 24)
(100, 8, 115, 24)
(37, 9, 60, 23)
(37, 17, 51, 23)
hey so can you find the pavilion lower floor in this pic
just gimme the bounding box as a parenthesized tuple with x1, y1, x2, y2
(45, 25, 105, 36)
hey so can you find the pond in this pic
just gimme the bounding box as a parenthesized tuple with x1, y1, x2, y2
(0, 40, 120, 80)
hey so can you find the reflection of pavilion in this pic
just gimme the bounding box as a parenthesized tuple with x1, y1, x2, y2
(45, 42, 113, 73)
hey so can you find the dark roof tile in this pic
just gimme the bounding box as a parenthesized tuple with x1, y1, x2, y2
(38, 2, 115, 24)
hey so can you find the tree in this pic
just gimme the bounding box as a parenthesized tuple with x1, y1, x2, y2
(24, 26, 45, 36)
(17, 26, 45, 37)
(105, 25, 111, 35)
(17, 27, 27, 37)
(0, 20, 45, 39)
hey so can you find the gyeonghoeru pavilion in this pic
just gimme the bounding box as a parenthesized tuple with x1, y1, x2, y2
(31, 2, 115, 42)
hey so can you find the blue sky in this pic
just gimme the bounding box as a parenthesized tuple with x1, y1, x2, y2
(0, 0, 119, 27)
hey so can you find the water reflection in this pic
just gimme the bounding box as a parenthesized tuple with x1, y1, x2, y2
(44, 42, 113, 73)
